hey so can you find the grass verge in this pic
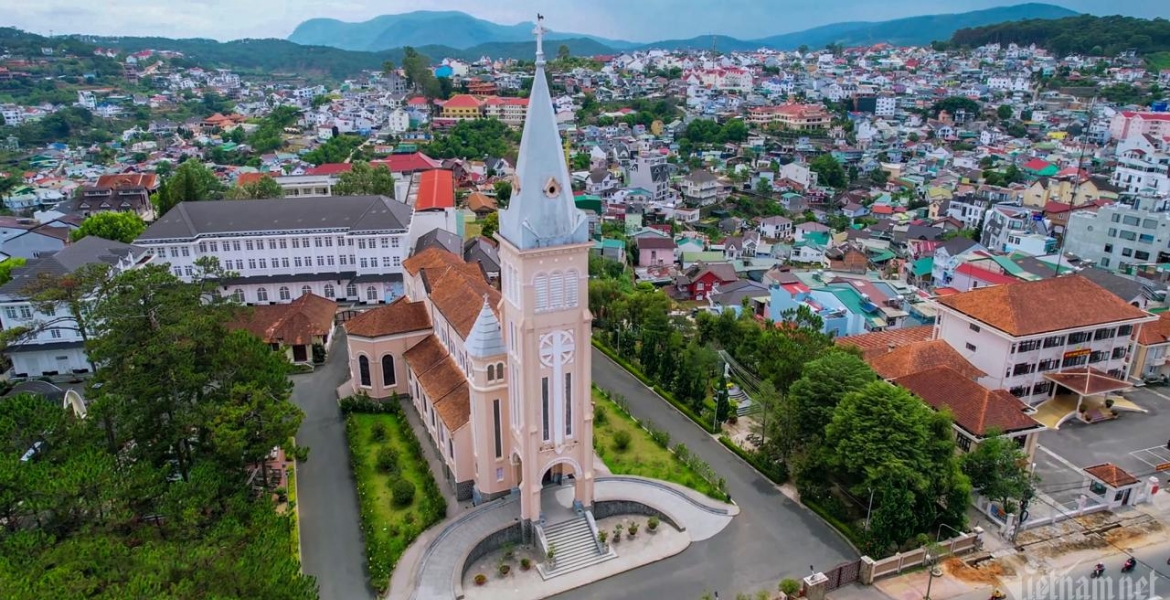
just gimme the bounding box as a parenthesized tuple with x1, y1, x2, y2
(803, 497, 865, 551)
(593, 389, 727, 501)
(346, 412, 446, 594)
(591, 338, 716, 433)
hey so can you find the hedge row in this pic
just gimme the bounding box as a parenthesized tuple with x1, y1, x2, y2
(718, 435, 789, 485)
(803, 497, 865, 551)
(591, 338, 716, 434)
(339, 393, 404, 416)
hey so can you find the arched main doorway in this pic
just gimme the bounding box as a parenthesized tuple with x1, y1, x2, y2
(534, 457, 584, 525)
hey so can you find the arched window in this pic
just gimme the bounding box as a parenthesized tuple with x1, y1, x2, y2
(359, 355, 371, 387)
(346, 283, 358, 298)
(366, 286, 378, 301)
(232, 289, 245, 303)
(496, 362, 505, 380)
(301, 285, 312, 297)
(381, 355, 395, 387)
(487, 364, 496, 381)
(279, 286, 291, 301)
(548, 271, 564, 309)
(534, 273, 549, 310)
(324, 284, 335, 299)
(257, 287, 269, 302)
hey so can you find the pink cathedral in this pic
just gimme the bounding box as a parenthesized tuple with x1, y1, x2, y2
(344, 17, 595, 526)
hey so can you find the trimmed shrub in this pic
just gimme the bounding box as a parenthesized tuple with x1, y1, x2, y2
(391, 478, 416, 507)
(370, 422, 388, 442)
(780, 578, 802, 596)
(613, 429, 632, 451)
(474, 574, 487, 586)
(593, 404, 608, 425)
(375, 446, 398, 474)
(647, 516, 659, 531)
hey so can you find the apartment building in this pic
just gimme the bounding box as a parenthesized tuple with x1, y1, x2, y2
(1112, 135, 1170, 198)
(935, 275, 1154, 403)
(627, 153, 670, 201)
(681, 169, 722, 206)
(0, 237, 152, 377)
(136, 195, 413, 305)
(1109, 110, 1170, 141)
(1063, 198, 1170, 271)
(274, 175, 335, 198)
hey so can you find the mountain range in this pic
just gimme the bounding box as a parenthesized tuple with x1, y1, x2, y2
(287, 3, 1078, 53)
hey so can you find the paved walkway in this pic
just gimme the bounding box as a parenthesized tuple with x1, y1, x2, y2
(291, 330, 376, 600)
(389, 476, 736, 600)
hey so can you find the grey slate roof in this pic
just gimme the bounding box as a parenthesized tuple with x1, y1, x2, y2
(465, 299, 506, 358)
(137, 195, 412, 241)
(1078, 267, 1146, 303)
(0, 236, 148, 298)
(414, 227, 463, 257)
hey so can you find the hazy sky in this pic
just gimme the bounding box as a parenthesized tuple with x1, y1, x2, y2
(4, 0, 1166, 42)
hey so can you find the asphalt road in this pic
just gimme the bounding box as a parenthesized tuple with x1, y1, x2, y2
(553, 348, 857, 600)
(290, 331, 375, 600)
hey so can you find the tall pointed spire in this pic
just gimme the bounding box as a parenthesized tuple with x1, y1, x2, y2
(497, 15, 589, 251)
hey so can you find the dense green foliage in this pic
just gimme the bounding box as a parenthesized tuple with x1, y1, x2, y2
(677, 118, 749, 155)
(0, 261, 314, 599)
(228, 176, 285, 199)
(961, 431, 1038, 515)
(427, 119, 519, 160)
(951, 15, 1170, 58)
(248, 106, 301, 154)
(930, 97, 982, 119)
(334, 161, 395, 197)
(153, 160, 226, 216)
(70, 211, 147, 243)
(302, 134, 366, 166)
(0, 257, 26, 286)
(810, 154, 847, 190)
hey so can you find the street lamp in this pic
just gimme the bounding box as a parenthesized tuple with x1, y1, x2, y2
(923, 550, 941, 600)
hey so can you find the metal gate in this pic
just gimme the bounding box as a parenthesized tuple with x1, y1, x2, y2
(824, 560, 862, 591)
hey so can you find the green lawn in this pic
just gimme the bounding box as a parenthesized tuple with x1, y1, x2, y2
(1147, 52, 1170, 72)
(592, 390, 725, 500)
(346, 412, 446, 593)
(287, 466, 300, 563)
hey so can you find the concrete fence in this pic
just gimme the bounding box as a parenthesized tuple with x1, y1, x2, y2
(862, 529, 983, 583)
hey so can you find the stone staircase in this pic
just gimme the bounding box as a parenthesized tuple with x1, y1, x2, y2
(537, 514, 615, 579)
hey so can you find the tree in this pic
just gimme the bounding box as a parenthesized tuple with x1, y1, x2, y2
(789, 350, 876, 440)
(714, 367, 731, 424)
(961, 432, 1038, 514)
(70, 211, 147, 244)
(301, 134, 365, 166)
(996, 104, 1014, 120)
(809, 154, 847, 189)
(401, 46, 438, 99)
(557, 44, 571, 60)
(571, 152, 591, 170)
(0, 257, 27, 286)
(154, 160, 225, 216)
(381, 60, 395, 74)
(869, 168, 889, 185)
(493, 180, 512, 208)
(334, 161, 394, 197)
(228, 176, 284, 200)
(825, 381, 970, 553)
(479, 211, 499, 239)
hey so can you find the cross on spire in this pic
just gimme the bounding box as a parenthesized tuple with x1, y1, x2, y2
(533, 13, 547, 66)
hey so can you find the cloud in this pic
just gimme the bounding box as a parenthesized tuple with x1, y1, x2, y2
(2, 0, 1165, 43)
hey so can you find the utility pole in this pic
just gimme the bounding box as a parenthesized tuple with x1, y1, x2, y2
(865, 487, 875, 530)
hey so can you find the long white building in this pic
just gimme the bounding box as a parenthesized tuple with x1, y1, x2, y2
(135, 195, 413, 305)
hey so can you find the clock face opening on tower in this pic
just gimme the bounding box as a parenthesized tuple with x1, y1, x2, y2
(543, 177, 561, 198)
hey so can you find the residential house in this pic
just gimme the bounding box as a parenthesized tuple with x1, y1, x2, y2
(758, 215, 793, 240)
(1130, 312, 1170, 382)
(68, 173, 158, 221)
(681, 170, 721, 206)
(636, 235, 676, 267)
(931, 238, 984, 288)
(672, 262, 738, 301)
(232, 293, 337, 363)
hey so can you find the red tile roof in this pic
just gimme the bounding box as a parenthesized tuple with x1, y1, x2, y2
(415, 169, 454, 211)
(96, 173, 158, 189)
(866, 339, 986, 380)
(371, 152, 441, 174)
(954, 262, 1019, 286)
(236, 172, 267, 187)
(938, 275, 1152, 337)
(1083, 463, 1139, 487)
(836, 326, 935, 359)
(305, 163, 353, 176)
(1022, 158, 1053, 171)
(441, 94, 483, 108)
(1043, 367, 1131, 396)
(231, 293, 336, 346)
(1136, 312, 1170, 346)
(894, 366, 1043, 436)
(345, 297, 431, 338)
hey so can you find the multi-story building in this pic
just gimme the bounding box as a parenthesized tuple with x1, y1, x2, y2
(0, 236, 152, 377)
(435, 94, 529, 128)
(627, 153, 670, 201)
(1064, 198, 1170, 271)
(986, 76, 1030, 93)
(746, 103, 831, 130)
(1112, 135, 1170, 198)
(135, 195, 413, 305)
(875, 96, 896, 118)
(1109, 110, 1170, 141)
(680, 169, 722, 206)
(273, 174, 335, 197)
(69, 173, 159, 221)
(935, 275, 1154, 402)
(979, 204, 1036, 253)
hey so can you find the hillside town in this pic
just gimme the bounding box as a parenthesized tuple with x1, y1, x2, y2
(2, 9, 1170, 600)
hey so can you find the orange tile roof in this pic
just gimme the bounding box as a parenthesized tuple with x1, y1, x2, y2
(402, 335, 447, 374)
(1083, 463, 1139, 488)
(415, 169, 455, 211)
(866, 339, 986, 380)
(442, 94, 483, 109)
(836, 326, 935, 359)
(1043, 367, 1131, 396)
(95, 173, 158, 189)
(466, 192, 497, 212)
(403, 246, 479, 278)
(403, 335, 470, 430)
(236, 172, 268, 187)
(232, 293, 336, 346)
(345, 297, 431, 338)
(433, 382, 471, 430)
(894, 366, 1043, 436)
(1136, 312, 1170, 346)
(936, 275, 1151, 337)
(427, 263, 500, 338)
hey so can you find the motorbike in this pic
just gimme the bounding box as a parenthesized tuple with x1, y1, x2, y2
(1122, 558, 1136, 573)
(1091, 563, 1105, 579)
